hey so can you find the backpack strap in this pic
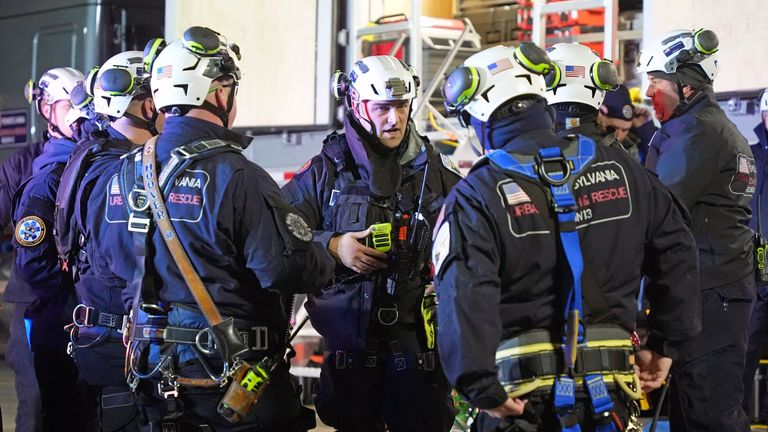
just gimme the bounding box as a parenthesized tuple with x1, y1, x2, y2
(55, 138, 133, 271)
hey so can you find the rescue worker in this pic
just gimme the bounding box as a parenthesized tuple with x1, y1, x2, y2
(282, 55, 460, 431)
(596, 84, 647, 162)
(64, 81, 108, 142)
(119, 27, 334, 431)
(12, 67, 89, 430)
(741, 89, 768, 422)
(435, 43, 701, 431)
(544, 42, 619, 142)
(1, 96, 46, 432)
(639, 29, 756, 431)
(54, 50, 163, 431)
(0, 143, 45, 227)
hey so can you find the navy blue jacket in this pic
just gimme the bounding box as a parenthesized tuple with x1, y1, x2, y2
(751, 124, 768, 235)
(435, 112, 700, 409)
(118, 116, 334, 322)
(646, 88, 755, 291)
(281, 116, 462, 351)
(1, 141, 46, 302)
(11, 137, 76, 306)
(0, 141, 45, 228)
(71, 127, 135, 316)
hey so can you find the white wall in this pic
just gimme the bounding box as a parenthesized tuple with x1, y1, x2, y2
(643, 0, 768, 93)
(165, 0, 318, 127)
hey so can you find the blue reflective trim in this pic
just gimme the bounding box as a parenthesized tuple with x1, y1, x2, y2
(24, 317, 32, 349)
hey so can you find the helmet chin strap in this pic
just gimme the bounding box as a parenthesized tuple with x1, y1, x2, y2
(123, 111, 159, 136)
(200, 81, 237, 127)
(45, 106, 68, 139)
(355, 100, 377, 138)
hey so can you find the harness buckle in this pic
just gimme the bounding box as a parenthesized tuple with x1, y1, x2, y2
(417, 351, 436, 371)
(128, 213, 150, 233)
(97, 313, 118, 328)
(173, 146, 194, 159)
(534, 151, 572, 187)
(118, 315, 129, 334)
(73, 304, 95, 327)
(377, 306, 399, 326)
(195, 328, 217, 355)
(248, 326, 269, 351)
(127, 189, 150, 212)
(158, 380, 179, 399)
(335, 350, 349, 369)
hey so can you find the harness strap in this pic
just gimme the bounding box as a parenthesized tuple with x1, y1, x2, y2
(554, 376, 581, 432)
(536, 146, 617, 432)
(142, 135, 223, 324)
(72, 304, 128, 330)
(133, 324, 272, 352)
(585, 374, 617, 431)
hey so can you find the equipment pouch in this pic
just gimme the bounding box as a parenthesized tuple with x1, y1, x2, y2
(217, 360, 270, 423)
(755, 232, 768, 284)
(421, 291, 437, 349)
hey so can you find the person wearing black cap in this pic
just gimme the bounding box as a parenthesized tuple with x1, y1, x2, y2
(597, 84, 649, 162)
(639, 29, 756, 431)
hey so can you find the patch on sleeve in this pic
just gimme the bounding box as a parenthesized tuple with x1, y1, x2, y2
(431, 221, 451, 275)
(15, 216, 46, 247)
(285, 213, 313, 242)
(729, 153, 757, 196)
(440, 154, 463, 178)
(295, 159, 313, 176)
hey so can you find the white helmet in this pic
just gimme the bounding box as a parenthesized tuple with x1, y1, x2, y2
(25, 67, 84, 114)
(331, 55, 419, 104)
(91, 51, 149, 118)
(149, 26, 241, 113)
(544, 43, 619, 109)
(637, 29, 719, 82)
(64, 83, 91, 127)
(442, 43, 551, 125)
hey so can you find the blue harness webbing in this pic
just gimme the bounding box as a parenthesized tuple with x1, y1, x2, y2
(487, 136, 616, 432)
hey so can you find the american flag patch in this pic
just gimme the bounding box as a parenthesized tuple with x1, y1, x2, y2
(155, 65, 173, 79)
(488, 58, 513, 75)
(565, 65, 585, 78)
(110, 176, 120, 195)
(502, 182, 531, 205)
(738, 155, 751, 174)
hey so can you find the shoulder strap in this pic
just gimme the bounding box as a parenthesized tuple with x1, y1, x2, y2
(141, 135, 223, 325)
(321, 132, 348, 172)
(54, 138, 133, 268)
(322, 132, 361, 181)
